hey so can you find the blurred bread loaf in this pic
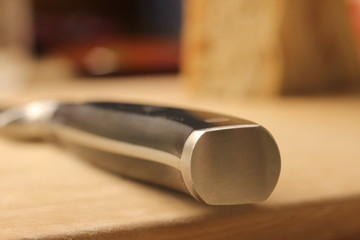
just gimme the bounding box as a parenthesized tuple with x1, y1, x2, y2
(182, 0, 360, 96)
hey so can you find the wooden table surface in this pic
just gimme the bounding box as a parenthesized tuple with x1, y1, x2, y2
(1, 75, 360, 240)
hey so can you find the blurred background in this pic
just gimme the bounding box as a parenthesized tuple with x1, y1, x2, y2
(1, 0, 360, 97)
(0, 0, 182, 97)
(32, 0, 181, 76)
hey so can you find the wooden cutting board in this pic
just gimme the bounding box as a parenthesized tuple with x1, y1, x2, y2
(1, 75, 360, 240)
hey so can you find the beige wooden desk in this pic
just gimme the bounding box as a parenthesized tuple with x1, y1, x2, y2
(1, 75, 360, 239)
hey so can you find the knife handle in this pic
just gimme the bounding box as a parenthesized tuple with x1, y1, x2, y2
(51, 102, 280, 205)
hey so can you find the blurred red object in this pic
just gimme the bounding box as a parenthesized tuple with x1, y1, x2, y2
(54, 36, 179, 76)
(32, 0, 182, 77)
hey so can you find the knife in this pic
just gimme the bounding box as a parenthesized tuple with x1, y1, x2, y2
(0, 100, 281, 205)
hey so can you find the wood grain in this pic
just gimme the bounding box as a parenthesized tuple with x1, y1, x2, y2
(1, 75, 360, 239)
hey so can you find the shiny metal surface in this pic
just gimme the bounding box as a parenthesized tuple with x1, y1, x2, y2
(182, 125, 280, 205)
(0, 100, 58, 139)
(55, 124, 181, 168)
(0, 100, 281, 205)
